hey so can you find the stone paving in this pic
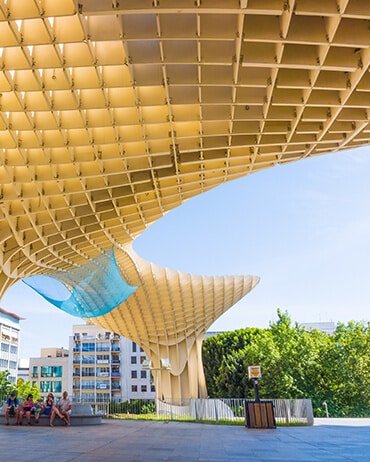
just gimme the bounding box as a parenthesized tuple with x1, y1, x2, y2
(0, 418, 369, 461)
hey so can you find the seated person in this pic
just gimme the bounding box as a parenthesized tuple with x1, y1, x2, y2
(58, 391, 72, 426)
(5, 392, 19, 425)
(19, 394, 34, 425)
(44, 393, 66, 427)
(33, 398, 44, 424)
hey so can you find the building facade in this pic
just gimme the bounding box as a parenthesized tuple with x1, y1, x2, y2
(70, 324, 155, 403)
(17, 358, 30, 383)
(29, 347, 69, 401)
(300, 322, 336, 335)
(0, 307, 23, 383)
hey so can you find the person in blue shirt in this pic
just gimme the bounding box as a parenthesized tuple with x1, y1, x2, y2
(5, 392, 20, 425)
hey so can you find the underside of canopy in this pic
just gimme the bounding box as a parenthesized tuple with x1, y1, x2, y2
(1, 0, 370, 399)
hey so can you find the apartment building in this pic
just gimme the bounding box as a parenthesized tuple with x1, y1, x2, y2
(17, 358, 30, 382)
(300, 322, 336, 335)
(29, 347, 69, 401)
(70, 324, 155, 403)
(0, 307, 23, 383)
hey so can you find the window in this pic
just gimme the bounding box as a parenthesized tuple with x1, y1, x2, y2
(141, 385, 147, 393)
(96, 354, 109, 364)
(96, 393, 110, 403)
(41, 366, 63, 377)
(1, 343, 9, 352)
(151, 385, 156, 393)
(40, 381, 62, 393)
(140, 356, 146, 364)
(141, 370, 147, 379)
(80, 393, 94, 402)
(96, 381, 109, 390)
(132, 342, 137, 353)
(82, 355, 96, 364)
(82, 342, 95, 352)
(96, 342, 110, 352)
(81, 380, 95, 389)
(131, 385, 138, 392)
(131, 356, 137, 364)
(112, 366, 120, 376)
(82, 367, 95, 377)
(0, 359, 8, 368)
(97, 367, 110, 377)
(9, 361, 17, 370)
(32, 366, 38, 378)
(10, 345, 17, 355)
(131, 370, 137, 379)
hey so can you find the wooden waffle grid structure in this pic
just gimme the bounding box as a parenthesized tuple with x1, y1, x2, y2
(0, 0, 369, 399)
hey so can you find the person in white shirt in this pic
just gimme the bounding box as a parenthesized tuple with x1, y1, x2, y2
(57, 391, 72, 426)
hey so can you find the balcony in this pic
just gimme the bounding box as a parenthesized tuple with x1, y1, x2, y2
(96, 384, 110, 390)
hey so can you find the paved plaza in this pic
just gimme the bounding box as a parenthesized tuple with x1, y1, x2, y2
(0, 418, 369, 461)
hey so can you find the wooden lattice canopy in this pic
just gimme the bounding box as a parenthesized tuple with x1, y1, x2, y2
(1, 0, 369, 400)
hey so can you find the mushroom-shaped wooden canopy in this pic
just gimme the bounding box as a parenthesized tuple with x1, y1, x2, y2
(1, 0, 370, 399)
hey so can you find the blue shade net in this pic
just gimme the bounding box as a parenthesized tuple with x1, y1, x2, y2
(23, 247, 138, 318)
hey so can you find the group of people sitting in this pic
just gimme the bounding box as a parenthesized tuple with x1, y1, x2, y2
(5, 391, 72, 427)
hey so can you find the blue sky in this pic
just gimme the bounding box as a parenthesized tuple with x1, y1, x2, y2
(1, 146, 370, 360)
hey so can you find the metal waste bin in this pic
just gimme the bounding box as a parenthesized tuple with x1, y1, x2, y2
(244, 400, 276, 429)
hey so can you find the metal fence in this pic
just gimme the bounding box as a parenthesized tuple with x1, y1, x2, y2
(89, 398, 314, 426)
(0, 394, 313, 426)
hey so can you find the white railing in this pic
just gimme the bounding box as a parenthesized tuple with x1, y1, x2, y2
(85, 398, 314, 426)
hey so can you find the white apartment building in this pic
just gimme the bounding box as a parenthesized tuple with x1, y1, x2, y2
(0, 307, 23, 383)
(29, 347, 70, 401)
(70, 324, 155, 403)
(17, 358, 30, 382)
(300, 321, 336, 335)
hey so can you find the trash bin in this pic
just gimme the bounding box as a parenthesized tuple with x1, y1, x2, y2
(244, 400, 276, 429)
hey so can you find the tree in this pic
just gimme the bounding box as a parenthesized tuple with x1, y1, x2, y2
(202, 311, 370, 417)
(0, 370, 13, 397)
(15, 378, 41, 401)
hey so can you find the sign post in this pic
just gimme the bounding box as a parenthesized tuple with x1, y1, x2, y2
(248, 365, 261, 402)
